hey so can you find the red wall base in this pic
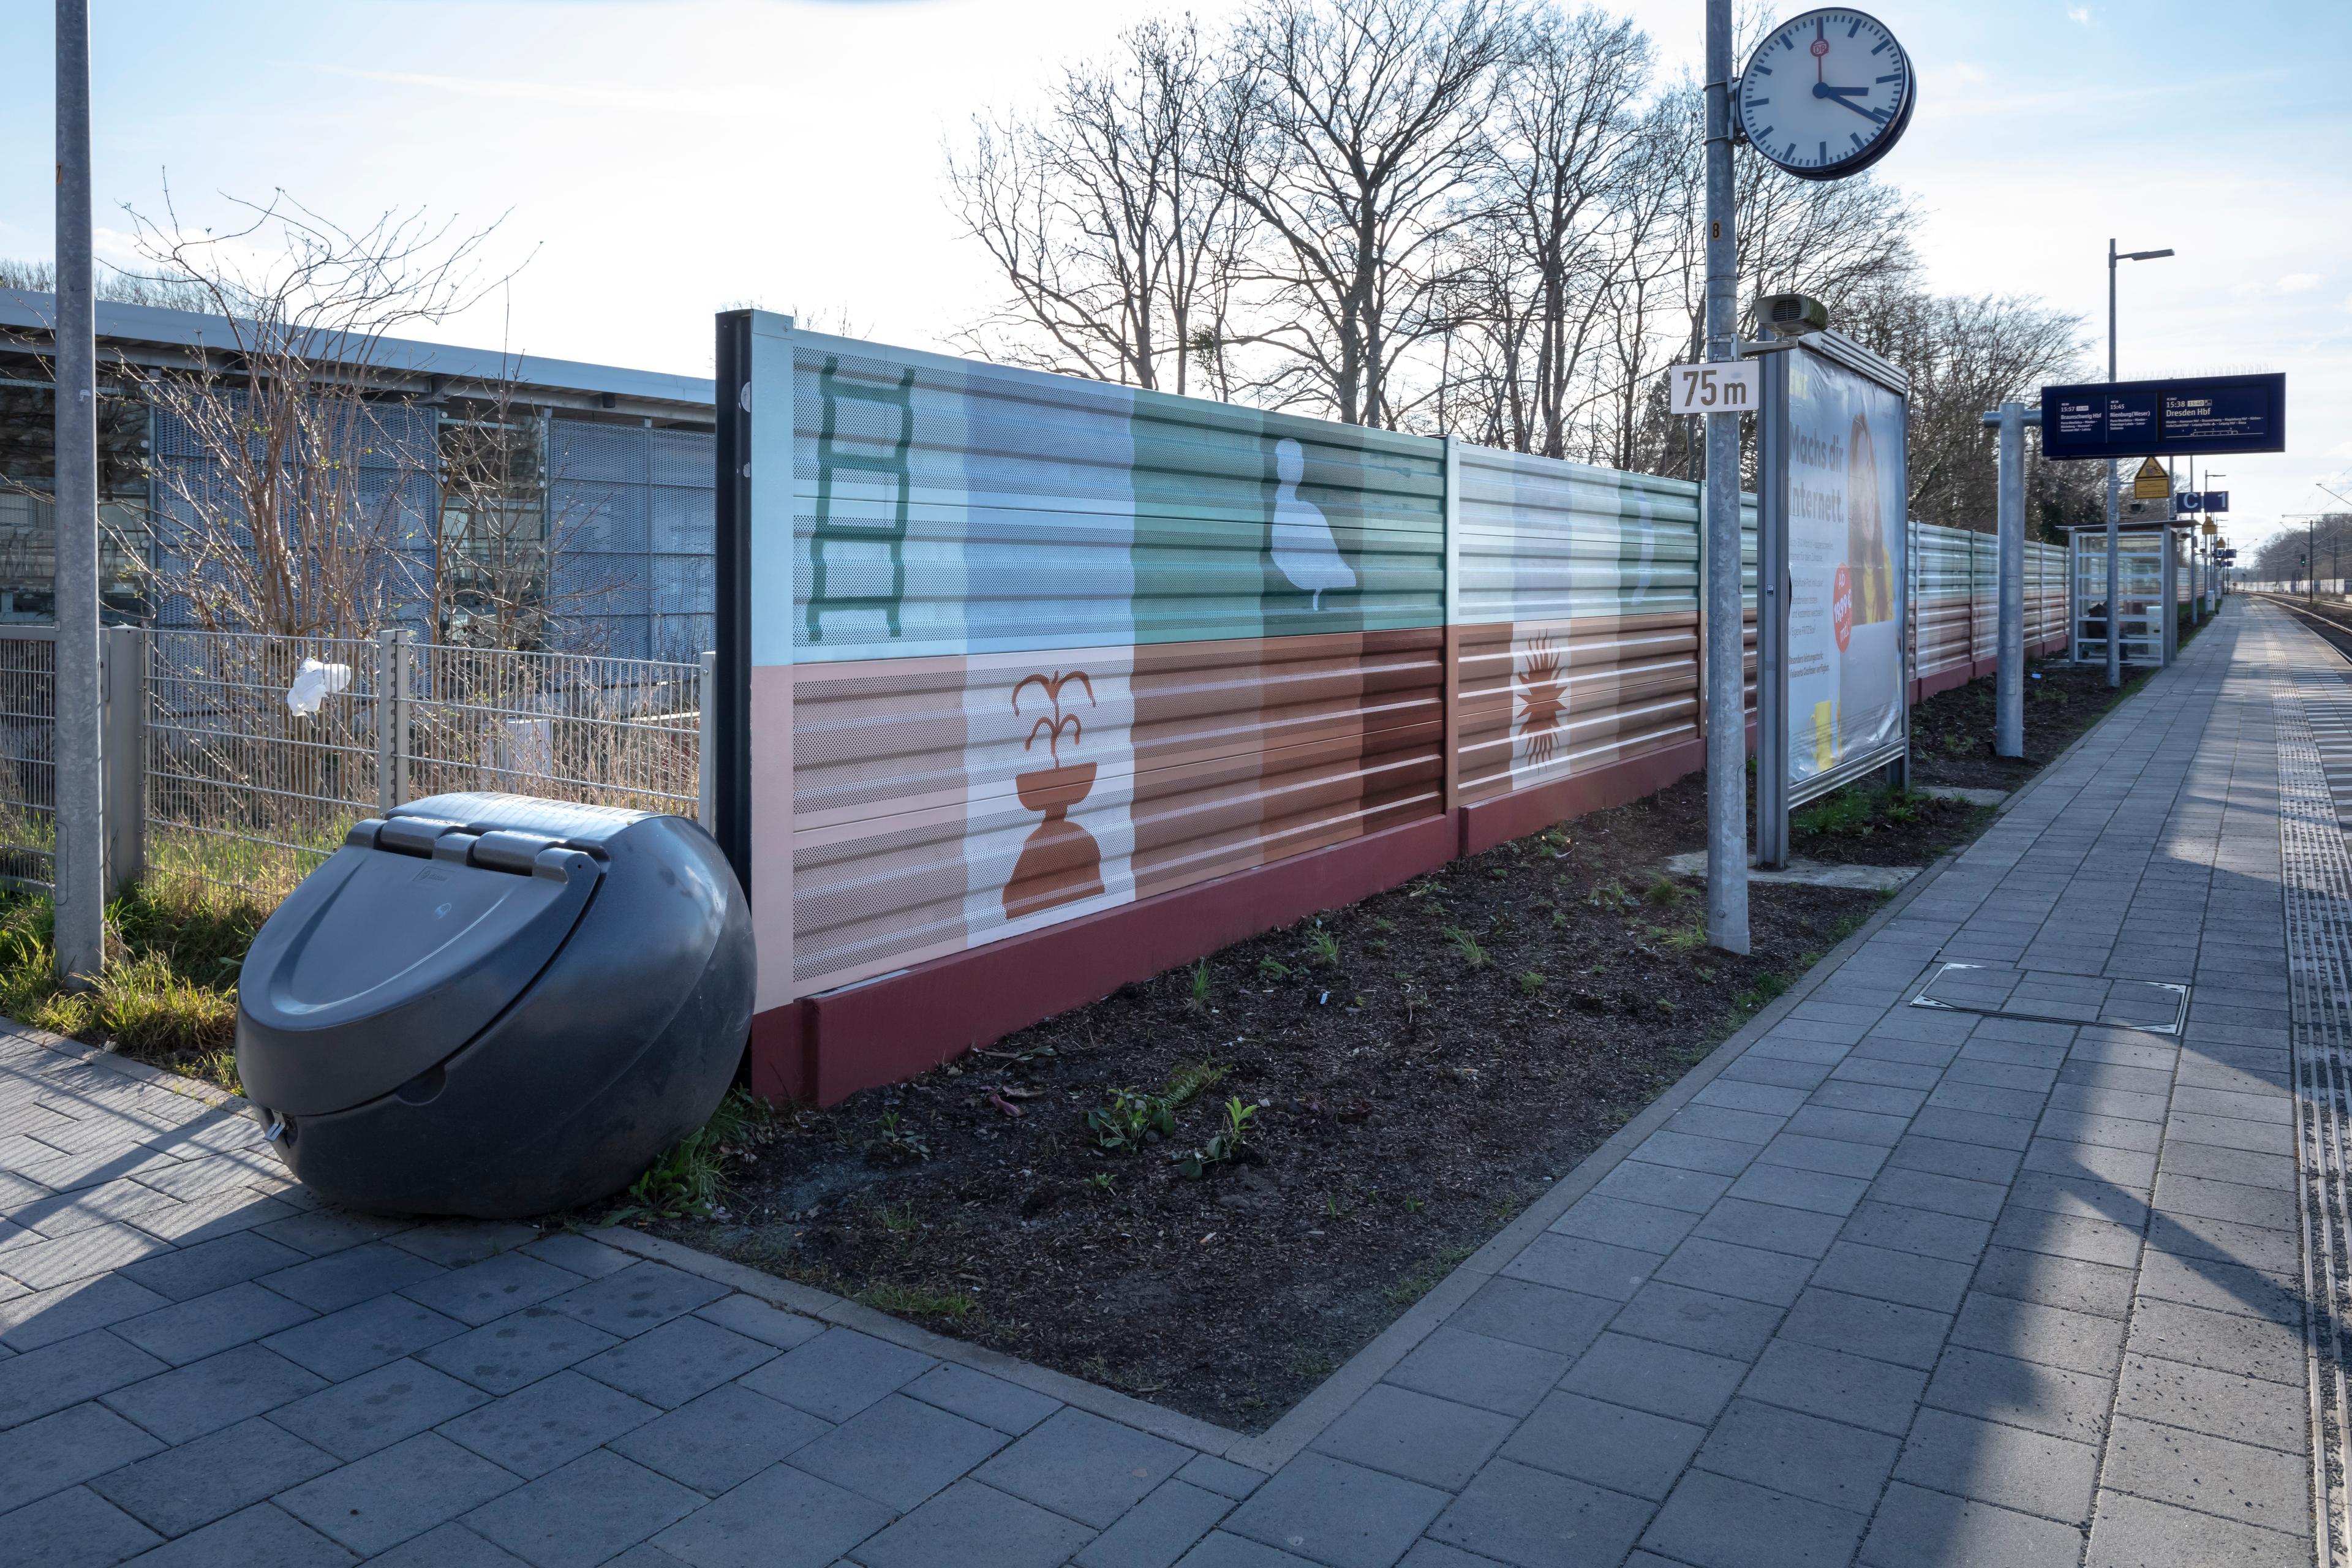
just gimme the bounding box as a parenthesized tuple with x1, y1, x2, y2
(752, 812, 1457, 1106)
(1457, 736, 1707, 858)
(1909, 638, 2071, 703)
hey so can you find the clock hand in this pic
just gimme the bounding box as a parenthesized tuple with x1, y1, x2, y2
(1814, 83, 1871, 99)
(1818, 92, 1888, 124)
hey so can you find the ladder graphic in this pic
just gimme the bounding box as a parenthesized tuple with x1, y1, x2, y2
(807, 356, 916, 643)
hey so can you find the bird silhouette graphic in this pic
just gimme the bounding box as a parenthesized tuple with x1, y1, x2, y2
(1270, 438, 1355, 611)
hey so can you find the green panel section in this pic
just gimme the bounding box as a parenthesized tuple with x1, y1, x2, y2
(1128, 388, 1270, 646)
(1126, 390, 1446, 646)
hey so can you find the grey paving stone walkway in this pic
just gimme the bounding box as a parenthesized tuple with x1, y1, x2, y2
(0, 597, 2332, 1568)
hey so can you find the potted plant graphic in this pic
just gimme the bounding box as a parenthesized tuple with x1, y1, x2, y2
(1005, 670, 1104, 918)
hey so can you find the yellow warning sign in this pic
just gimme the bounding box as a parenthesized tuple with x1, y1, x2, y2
(2132, 456, 2170, 500)
(2203, 521, 2218, 535)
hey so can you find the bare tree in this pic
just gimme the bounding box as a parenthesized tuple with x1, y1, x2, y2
(1458, 5, 1652, 457)
(2253, 515, 2352, 588)
(950, 20, 1242, 394)
(111, 186, 517, 639)
(1210, 0, 1516, 427)
(1833, 285, 2084, 532)
(0, 256, 219, 313)
(946, 0, 2078, 514)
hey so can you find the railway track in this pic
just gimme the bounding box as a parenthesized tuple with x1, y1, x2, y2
(2262, 593, 2352, 666)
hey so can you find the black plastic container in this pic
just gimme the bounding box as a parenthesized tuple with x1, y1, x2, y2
(236, 792, 755, 1218)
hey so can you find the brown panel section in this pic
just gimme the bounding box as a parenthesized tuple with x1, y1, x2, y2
(1455, 612, 1699, 804)
(757, 810, 1459, 1106)
(1129, 630, 1442, 900)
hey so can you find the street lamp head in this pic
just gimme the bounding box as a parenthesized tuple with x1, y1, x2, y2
(2122, 249, 2176, 261)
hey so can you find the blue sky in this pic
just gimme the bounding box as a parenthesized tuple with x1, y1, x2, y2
(2, 0, 2345, 549)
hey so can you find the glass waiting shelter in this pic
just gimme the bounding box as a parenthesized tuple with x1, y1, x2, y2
(2065, 524, 2178, 668)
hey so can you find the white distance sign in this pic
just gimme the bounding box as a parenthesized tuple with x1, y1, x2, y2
(1784, 347, 1907, 787)
(1665, 360, 1762, 415)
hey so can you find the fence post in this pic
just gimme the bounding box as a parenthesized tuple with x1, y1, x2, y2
(1439, 437, 1461, 823)
(375, 629, 413, 812)
(698, 650, 717, 829)
(100, 624, 144, 894)
(395, 630, 414, 807)
(375, 629, 397, 813)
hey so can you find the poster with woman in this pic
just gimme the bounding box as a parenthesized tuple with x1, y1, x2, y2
(1782, 344, 1907, 790)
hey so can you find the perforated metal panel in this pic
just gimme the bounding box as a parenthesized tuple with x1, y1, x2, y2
(543, 418, 717, 661)
(145, 401, 437, 632)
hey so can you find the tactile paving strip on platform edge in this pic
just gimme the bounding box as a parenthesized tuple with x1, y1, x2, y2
(2276, 680, 2352, 1566)
(2306, 695, 2352, 831)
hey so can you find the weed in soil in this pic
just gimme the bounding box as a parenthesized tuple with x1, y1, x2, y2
(1902, 647, 2177, 793)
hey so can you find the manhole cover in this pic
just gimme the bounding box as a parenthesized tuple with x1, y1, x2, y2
(1907, 963, 2189, 1034)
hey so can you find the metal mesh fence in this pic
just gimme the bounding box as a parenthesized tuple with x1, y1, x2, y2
(0, 631, 55, 888)
(143, 630, 703, 902)
(146, 631, 386, 899)
(405, 641, 701, 817)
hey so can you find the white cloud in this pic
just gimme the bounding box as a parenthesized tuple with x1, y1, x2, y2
(2278, 273, 2323, 293)
(310, 65, 766, 120)
(2067, 6, 2092, 24)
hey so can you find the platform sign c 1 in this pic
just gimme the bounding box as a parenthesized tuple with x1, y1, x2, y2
(2177, 491, 2203, 513)
(1754, 331, 1910, 867)
(2204, 490, 2229, 513)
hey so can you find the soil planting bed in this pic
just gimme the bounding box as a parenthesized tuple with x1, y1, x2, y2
(655, 659, 2122, 1431)
(1907, 643, 2188, 792)
(665, 785, 1903, 1431)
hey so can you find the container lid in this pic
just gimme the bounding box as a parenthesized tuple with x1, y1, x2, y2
(236, 816, 601, 1116)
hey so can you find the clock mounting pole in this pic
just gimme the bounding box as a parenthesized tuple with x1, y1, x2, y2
(1702, 0, 1749, 956)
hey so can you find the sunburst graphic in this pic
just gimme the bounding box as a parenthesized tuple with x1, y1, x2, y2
(1515, 636, 1566, 770)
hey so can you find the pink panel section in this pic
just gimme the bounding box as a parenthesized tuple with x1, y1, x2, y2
(750, 664, 796, 1013)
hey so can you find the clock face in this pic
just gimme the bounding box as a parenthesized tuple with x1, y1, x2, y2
(1737, 9, 1916, 182)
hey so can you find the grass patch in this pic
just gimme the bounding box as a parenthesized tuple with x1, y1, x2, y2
(608, 1088, 777, 1222)
(1384, 1243, 1477, 1308)
(1791, 784, 1928, 839)
(857, 1281, 976, 1319)
(0, 879, 270, 1091)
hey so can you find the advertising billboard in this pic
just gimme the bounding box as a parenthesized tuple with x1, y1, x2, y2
(1782, 344, 1909, 792)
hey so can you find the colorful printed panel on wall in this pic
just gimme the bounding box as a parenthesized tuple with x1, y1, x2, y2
(1452, 447, 1707, 802)
(739, 311, 1852, 1038)
(751, 320, 1447, 1002)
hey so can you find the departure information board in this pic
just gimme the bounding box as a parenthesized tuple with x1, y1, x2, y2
(2040, 372, 2285, 459)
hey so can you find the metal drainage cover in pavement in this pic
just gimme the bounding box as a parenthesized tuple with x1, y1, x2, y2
(1907, 963, 2190, 1035)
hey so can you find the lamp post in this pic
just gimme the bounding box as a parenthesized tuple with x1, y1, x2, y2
(2105, 239, 2175, 687)
(53, 0, 103, 987)
(1700, 0, 1746, 955)
(2283, 515, 2325, 601)
(2204, 472, 2226, 616)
